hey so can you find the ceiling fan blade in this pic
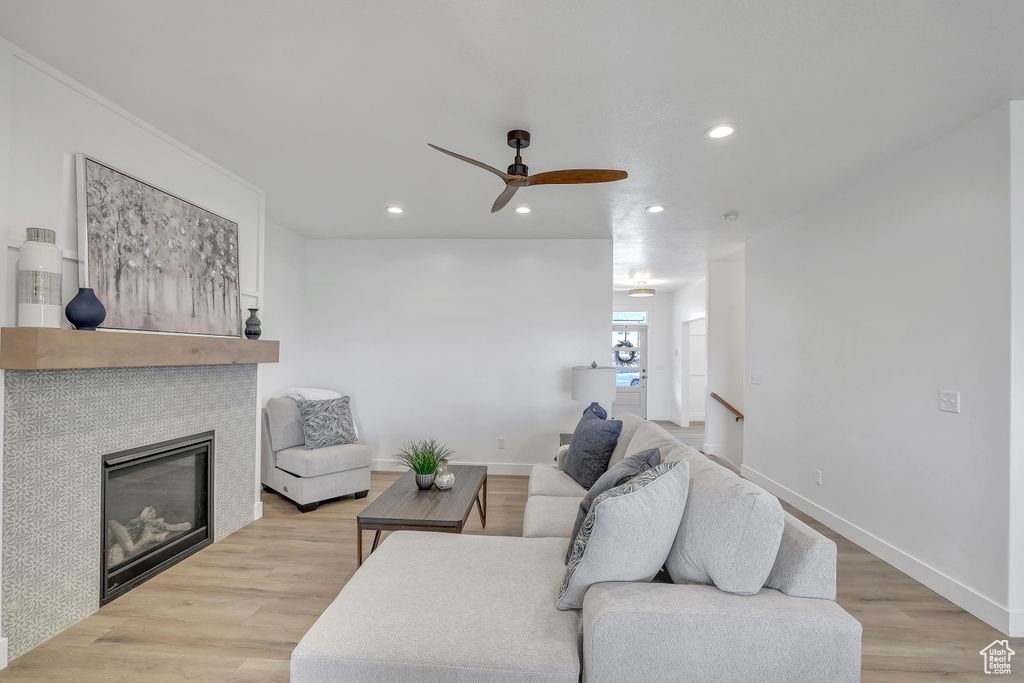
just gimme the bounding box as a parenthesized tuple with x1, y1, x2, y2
(491, 184, 519, 213)
(428, 144, 511, 181)
(526, 169, 628, 186)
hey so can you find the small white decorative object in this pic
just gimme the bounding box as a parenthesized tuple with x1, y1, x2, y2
(17, 228, 63, 328)
(435, 462, 456, 490)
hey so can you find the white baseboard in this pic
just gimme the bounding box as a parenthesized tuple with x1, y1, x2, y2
(703, 442, 720, 455)
(253, 501, 263, 521)
(741, 464, 1017, 636)
(648, 413, 675, 422)
(689, 412, 705, 422)
(372, 459, 532, 476)
(0, 636, 8, 670)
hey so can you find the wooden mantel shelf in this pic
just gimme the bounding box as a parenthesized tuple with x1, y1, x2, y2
(0, 327, 280, 370)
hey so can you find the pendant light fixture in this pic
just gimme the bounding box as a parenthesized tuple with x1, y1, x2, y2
(628, 281, 655, 297)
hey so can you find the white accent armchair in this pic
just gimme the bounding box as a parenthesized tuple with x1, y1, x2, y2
(261, 397, 372, 512)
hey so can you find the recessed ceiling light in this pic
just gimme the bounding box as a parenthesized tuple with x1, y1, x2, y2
(722, 211, 739, 222)
(386, 206, 403, 214)
(646, 205, 665, 213)
(515, 206, 531, 214)
(704, 124, 737, 139)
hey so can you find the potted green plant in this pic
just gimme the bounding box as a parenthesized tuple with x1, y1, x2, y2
(394, 439, 455, 490)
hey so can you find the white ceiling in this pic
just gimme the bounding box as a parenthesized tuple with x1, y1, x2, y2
(2, 1, 1024, 291)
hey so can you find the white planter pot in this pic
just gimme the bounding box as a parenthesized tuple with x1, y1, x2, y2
(17, 227, 63, 328)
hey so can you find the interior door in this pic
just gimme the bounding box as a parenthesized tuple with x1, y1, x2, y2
(611, 325, 647, 418)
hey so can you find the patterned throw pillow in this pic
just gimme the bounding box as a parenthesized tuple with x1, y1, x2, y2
(557, 460, 690, 610)
(296, 397, 358, 450)
(565, 447, 662, 563)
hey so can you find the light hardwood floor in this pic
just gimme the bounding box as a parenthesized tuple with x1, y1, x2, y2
(0, 466, 1020, 681)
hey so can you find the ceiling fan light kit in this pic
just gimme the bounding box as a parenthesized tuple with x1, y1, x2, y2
(628, 281, 656, 297)
(428, 129, 628, 213)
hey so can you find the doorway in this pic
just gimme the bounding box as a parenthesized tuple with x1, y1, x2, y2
(611, 325, 647, 418)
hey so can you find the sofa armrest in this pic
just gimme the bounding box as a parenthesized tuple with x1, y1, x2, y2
(556, 444, 570, 471)
(582, 582, 861, 683)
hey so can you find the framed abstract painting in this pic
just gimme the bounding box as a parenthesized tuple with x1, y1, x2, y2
(76, 154, 241, 336)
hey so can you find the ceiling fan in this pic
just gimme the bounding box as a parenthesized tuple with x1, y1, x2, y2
(428, 130, 628, 213)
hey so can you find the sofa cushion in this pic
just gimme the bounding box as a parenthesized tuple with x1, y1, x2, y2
(665, 462, 785, 595)
(566, 447, 662, 561)
(297, 396, 358, 449)
(623, 420, 681, 460)
(265, 397, 305, 452)
(291, 532, 580, 683)
(564, 417, 622, 489)
(766, 513, 838, 600)
(529, 464, 588, 498)
(558, 460, 690, 610)
(523, 496, 582, 538)
(276, 443, 372, 478)
(607, 412, 646, 467)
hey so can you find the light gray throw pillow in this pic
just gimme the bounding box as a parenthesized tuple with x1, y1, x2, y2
(296, 396, 358, 450)
(557, 460, 690, 610)
(664, 459, 784, 595)
(565, 447, 661, 563)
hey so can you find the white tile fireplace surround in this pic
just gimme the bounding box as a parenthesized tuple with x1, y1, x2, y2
(2, 364, 258, 659)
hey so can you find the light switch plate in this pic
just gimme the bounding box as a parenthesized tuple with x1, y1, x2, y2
(939, 391, 960, 414)
(750, 373, 761, 385)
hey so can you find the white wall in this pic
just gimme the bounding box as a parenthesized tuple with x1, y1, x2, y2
(688, 318, 707, 421)
(706, 249, 744, 465)
(1009, 101, 1024, 636)
(2, 45, 264, 326)
(299, 239, 611, 474)
(259, 220, 310, 400)
(669, 278, 707, 425)
(744, 103, 1015, 634)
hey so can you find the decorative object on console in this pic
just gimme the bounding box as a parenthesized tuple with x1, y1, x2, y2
(558, 460, 690, 610)
(296, 396, 358, 449)
(571, 362, 616, 414)
(435, 461, 456, 490)
(394, 438, 455, 490)
(16, 228, 63, 328)
(64, 287, 107, 330)
(244, 308, 261, 339)
(563, 411, 622, 490)
(76, 154, 241, 336)
(566, 446, 662, 562)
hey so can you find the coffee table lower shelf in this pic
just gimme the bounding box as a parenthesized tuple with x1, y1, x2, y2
(356, 465, 487, 566)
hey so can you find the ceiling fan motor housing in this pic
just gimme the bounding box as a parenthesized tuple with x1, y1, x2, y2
(506, 129, 530, 175)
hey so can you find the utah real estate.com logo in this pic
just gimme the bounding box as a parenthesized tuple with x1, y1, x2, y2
(980, 640, 1014, 675)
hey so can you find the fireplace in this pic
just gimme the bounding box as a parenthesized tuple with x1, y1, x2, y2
(101, 431, 215, 604)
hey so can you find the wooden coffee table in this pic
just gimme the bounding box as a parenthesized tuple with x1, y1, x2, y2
(356, 465, 487, 566)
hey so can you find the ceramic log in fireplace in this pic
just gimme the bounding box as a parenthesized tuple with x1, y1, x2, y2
(101, 432, 214, 604)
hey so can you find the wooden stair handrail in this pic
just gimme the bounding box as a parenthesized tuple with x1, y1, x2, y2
(710, 392, 743, 422)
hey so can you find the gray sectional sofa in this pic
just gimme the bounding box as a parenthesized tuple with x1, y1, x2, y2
(291, 414, 862, 682)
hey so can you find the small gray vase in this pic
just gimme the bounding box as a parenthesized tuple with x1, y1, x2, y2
(415, 473, 435, 490)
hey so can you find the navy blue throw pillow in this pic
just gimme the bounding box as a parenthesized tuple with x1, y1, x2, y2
(564, 415, 622, 489)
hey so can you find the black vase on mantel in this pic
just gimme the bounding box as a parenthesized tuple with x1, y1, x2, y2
(65, 287, 106, 330)
(244, 308, 262, 340)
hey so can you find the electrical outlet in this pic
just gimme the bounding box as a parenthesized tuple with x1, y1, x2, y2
(814, 469, 822, 486)
(498, 437, 506, 449)
(750, 373, 761, 385)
